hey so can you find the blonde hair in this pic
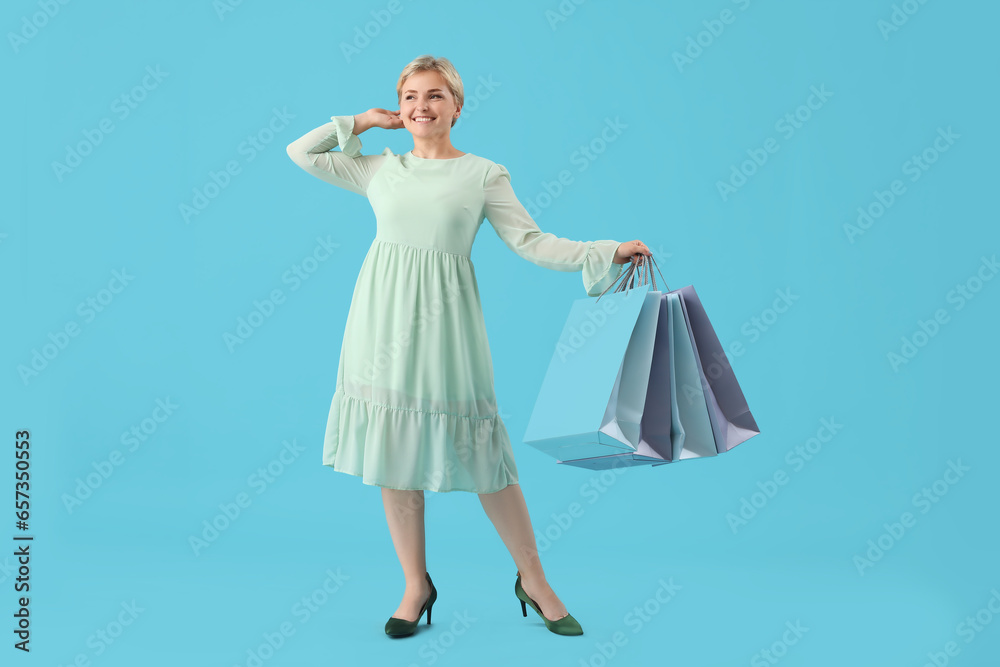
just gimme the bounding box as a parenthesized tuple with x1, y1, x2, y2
(396, 55, 464, 128)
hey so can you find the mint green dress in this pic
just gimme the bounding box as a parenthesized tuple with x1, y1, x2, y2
(286, 115, 624, 493)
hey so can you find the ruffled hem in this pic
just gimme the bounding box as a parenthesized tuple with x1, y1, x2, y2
(583, 240, 625, 296)
(329, 115, 363, 158)
(323, 390, 519, 494)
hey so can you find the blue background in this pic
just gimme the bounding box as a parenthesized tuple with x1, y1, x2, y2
(3, 0, 999, 665)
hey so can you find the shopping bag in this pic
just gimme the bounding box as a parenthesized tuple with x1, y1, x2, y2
(556, 292, 718, 469)
(598, 288, 662, 451)
(665, 292, 720, 460)
(549, 288, 667, 470)
(524, 256, 665, 469)
(547, 253, 759, 470)
(636, 296, 679, 460)
(557, 290, 717, 470)
(522, 282, 654, 462)
(675, 285, 760, 452)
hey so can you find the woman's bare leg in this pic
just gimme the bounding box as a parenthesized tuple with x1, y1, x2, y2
(478, 482, 569, 621)
(381, 487, 432, 621)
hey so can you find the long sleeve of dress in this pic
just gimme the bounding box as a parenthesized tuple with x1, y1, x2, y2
(482, 162, 625, 297)
(285, 115, 388, 196)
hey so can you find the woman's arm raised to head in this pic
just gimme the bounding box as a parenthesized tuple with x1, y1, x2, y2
(285, 113, 389, 196)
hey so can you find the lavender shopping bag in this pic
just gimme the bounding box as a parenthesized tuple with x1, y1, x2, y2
(675, 285, 760, 453)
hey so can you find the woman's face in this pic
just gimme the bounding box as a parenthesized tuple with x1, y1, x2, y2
(399, 71, 460, 137)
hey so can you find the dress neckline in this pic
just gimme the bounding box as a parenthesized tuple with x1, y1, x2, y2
(406, 150, 472, 161)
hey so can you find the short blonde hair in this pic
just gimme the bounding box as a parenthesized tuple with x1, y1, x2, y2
(396, 55, 464, 128)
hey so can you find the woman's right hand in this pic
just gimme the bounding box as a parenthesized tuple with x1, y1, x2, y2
(354, 108, 404, 133)
(613, 240, 651, 265)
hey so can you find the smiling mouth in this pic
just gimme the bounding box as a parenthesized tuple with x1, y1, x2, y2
(412, 116, 436, 123)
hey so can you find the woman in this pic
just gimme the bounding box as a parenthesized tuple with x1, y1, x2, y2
(286, 55, 652, 638)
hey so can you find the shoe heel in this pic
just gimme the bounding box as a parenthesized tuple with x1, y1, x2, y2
(426, 576, 436, 625)
(514, 571, 583, 636)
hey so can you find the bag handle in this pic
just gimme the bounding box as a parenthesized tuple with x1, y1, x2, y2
(596, 252, 668, 302)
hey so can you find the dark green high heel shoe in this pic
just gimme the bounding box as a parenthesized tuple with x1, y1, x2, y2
(514, 571, 583, 636)
(385, 572, 437, 638)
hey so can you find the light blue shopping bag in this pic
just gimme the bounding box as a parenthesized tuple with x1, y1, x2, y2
(522, 282, 655, 462)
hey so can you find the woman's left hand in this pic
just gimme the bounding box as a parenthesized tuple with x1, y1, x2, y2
(613, 240, 651, 264)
